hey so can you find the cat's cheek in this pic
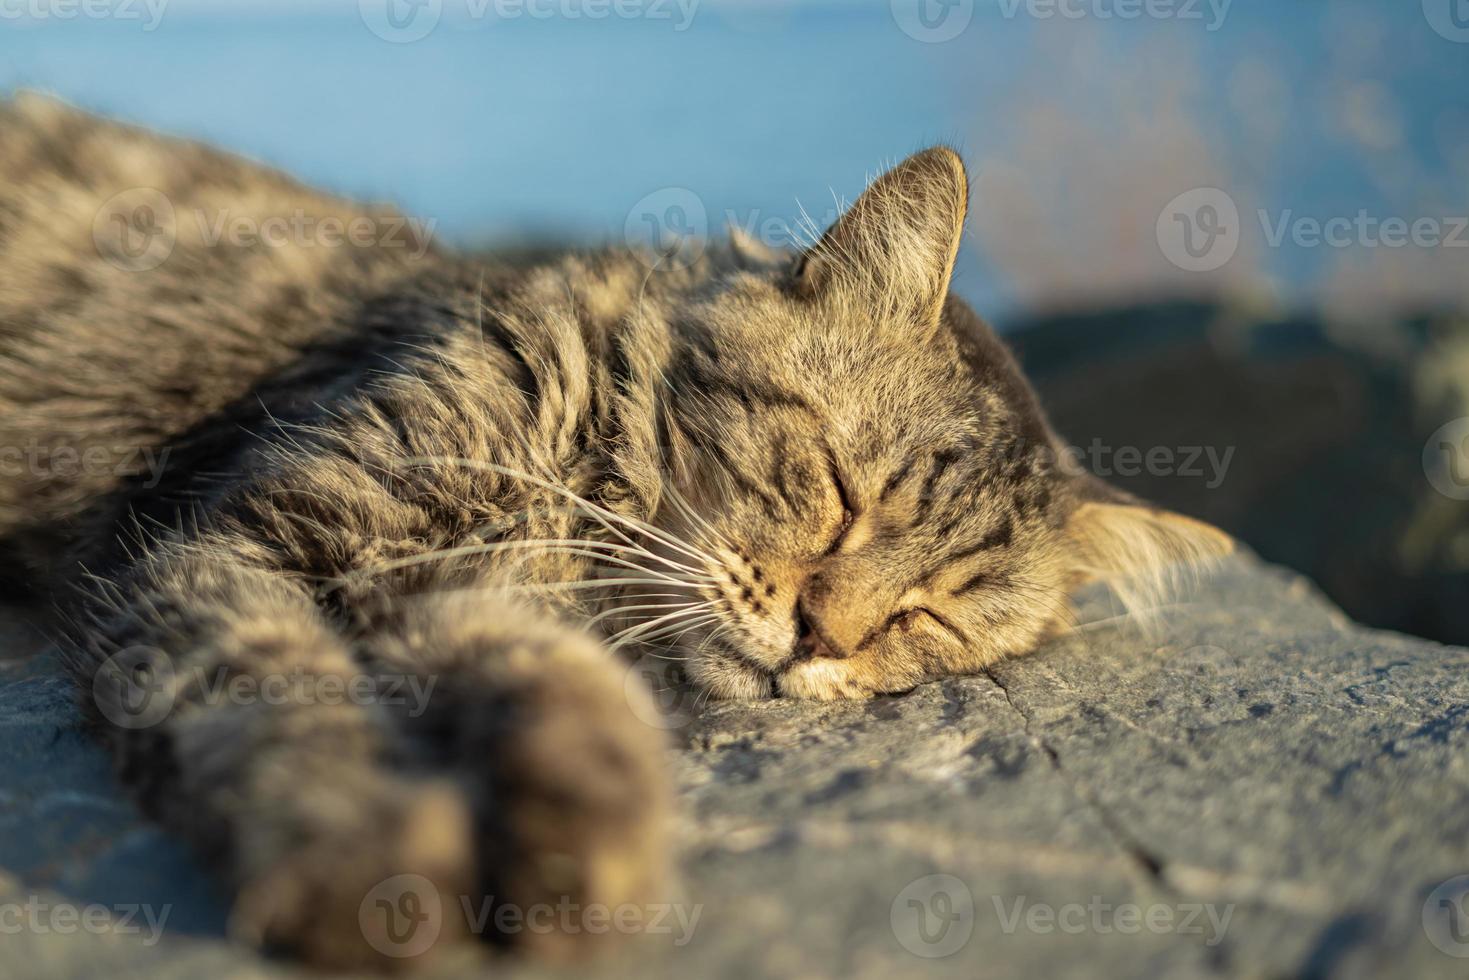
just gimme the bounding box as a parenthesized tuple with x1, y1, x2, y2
(777, 660, 873, 701)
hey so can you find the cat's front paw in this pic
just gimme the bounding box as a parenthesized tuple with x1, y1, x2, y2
(463, 643, 675, 959)
(777, 659, 874, 700)
(229, 781, 476, 972)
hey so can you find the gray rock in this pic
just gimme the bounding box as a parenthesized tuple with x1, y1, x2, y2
(2, 556, 1467, 979)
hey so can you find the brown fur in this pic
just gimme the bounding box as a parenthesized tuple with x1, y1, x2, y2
(0, 94, 1229, 969)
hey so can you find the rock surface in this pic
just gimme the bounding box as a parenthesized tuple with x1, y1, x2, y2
(2, 556, 1468, 979)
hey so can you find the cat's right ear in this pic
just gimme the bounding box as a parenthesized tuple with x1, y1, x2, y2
(791, 147, 968, 334)
(1061, 475, 1234, 611)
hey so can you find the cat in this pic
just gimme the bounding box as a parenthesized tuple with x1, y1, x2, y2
(0, 93, 1230, 969)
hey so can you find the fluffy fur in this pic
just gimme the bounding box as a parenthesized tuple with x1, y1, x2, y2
(0, 94, 1230, 969)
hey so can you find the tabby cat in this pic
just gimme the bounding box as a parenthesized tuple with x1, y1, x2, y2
(0, 94, 1229, 969)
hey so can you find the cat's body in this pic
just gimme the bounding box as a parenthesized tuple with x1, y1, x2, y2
(0, 94, 1229, 969)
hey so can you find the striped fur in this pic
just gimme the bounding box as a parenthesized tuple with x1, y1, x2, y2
(0, 95, 1229, 969)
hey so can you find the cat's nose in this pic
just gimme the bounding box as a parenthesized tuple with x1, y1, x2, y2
(794, 598, 848, 660)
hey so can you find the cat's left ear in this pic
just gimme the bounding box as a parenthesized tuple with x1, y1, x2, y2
(793, 146, 968, 333)
(1063, 476, 1234, 596)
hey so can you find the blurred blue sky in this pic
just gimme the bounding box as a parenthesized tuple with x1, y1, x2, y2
(2, 0, 1466, 321)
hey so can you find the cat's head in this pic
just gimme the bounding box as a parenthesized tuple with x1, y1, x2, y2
(637, 147, 1230, 700)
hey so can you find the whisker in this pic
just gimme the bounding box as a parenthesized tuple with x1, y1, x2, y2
(663, 484, 730, 551)
(608, 608, 720, 651)
(426, 577, 699, 602)
(610, 614, 721, 652)
(399, 457, 718, 569)
(324, 541, 710, 597)
(583, 598, 710, 629)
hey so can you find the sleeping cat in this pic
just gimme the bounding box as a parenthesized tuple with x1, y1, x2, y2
(0, 93, 1230, 969)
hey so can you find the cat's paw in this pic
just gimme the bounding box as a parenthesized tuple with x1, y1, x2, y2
(777, 659, 874, 700)
(229, 780, 476, 972)
(462, 641, 674, 959)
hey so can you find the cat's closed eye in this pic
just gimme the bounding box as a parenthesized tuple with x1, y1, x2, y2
(890, 609, 922, 633)
(825, 460, 856, 555)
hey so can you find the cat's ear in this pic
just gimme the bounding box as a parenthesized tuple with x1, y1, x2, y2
(793, 146, 968, 332)
(1063, 478, 1234, 609)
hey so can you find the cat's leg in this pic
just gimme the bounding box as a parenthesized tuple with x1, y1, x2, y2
(68, 537, 479, 970)
(358, 586, 672, 959)
(71, 533, 673, 967)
